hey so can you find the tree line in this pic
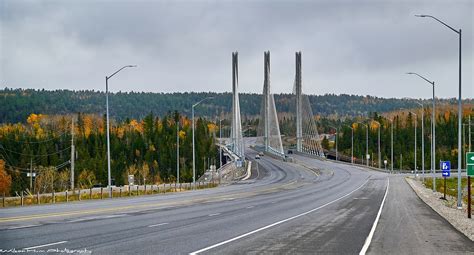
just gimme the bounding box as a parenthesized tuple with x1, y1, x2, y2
(3, 88, 472, 123)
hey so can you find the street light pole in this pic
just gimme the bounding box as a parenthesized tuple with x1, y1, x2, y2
(192, 97, 214, 189)
(106, 65, 136, 198)
(328, 125, 338, 161)
(382, 117, 394, 174)
(410, 112, 418, 178)
(177, 121, 180, 184)
(407, 72, 436, 192)
(345, 125, 354, 164)
(219, 118, 223, 168)
(355, 122, 369, 167)
(372, 120, 381, 169)
(416, 102, 425, 181)
(415, 14, 463, 208)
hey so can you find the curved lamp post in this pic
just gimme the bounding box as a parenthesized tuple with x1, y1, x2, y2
(407, 72, 436, 192)
(415, 14, 463, 209)
(106, 65, 136, 198)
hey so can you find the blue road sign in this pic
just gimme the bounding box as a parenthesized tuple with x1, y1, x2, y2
(441, 161, 450, 177)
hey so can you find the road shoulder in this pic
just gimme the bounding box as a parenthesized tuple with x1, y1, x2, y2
(368, 176, 473, 255)
(406, 177, 473, 241)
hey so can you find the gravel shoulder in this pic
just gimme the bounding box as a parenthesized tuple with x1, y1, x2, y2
(406, 177, 474, 241)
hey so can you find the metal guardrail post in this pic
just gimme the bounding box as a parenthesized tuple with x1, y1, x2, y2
(52, 190, 55, 203)
(119, 187, 122, 197)
(100, 188, 103, 199)
(90, 188, 92, 199)
(66, 190, 69, 202)
(21, 192, 24, 206)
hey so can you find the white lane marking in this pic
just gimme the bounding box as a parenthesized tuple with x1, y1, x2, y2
(8, 224, 40, 230)
(23, 241, 68, 250)
(208, 213, 221, 217)
(190, 178, 371, 255)
(246, 206, 254, 209)
(271, 201, 277, 204)
(359, 177, 390, 255)
(68, 214, 126, 223)
(148, 223, 169, 228)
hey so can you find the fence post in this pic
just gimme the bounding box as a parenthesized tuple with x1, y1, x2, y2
(100, 187, 103, 199)
(90, 188, 92, 199)
(128, 186, 131, 196)
(3, 192, 5, 207)
(52, 190, 55, 204)
(78, 189, 81, 201)
(66, 190, 69, 203)
(110, 187, 113, 199)
(136, 185, 139, 196)
(144, 184, 147, 195)
(120, 187, 122, 197)
(21, 192, 24, 206)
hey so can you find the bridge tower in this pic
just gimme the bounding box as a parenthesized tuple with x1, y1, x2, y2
(292, 52, 324, 156)
(258, 51, 284, 156)
(295, 52, 303, 152)
(230, 52, 244, 159)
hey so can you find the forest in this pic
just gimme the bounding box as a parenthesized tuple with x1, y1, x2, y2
(0, 112, 217, 196)
(0, 87, 472, 197)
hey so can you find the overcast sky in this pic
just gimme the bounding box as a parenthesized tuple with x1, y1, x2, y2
(1, 0, 473, 99)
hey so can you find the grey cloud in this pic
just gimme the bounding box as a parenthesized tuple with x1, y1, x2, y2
(0, 0, 472, 99)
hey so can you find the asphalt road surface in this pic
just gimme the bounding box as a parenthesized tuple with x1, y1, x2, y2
(0, 149, 471, 254)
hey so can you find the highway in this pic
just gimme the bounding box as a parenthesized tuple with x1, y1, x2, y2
(1, 149, 472, 254)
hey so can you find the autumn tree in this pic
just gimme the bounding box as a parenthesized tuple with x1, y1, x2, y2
(0, 160, 12, 195)
(78, 169, 96, 189)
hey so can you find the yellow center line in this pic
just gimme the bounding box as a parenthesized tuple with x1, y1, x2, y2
(0, 180, 301, 223)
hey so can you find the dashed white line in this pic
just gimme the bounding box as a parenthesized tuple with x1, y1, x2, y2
(8, 224, 40, 230)
(359, 177, 390, 255)
(190, 178, 371, 255)
(208, 213, 221, 217)
(246, 206, 255, 209)
(22, 241, 68, 250)
(148, 223, 169, 228)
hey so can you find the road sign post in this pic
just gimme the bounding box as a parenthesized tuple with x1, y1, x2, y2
(467, 152, 473, 218)
(441, 161, 451, 200)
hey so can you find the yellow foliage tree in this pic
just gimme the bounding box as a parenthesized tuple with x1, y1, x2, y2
(78, 169, 96, 189)
(0, 160, 12, 195)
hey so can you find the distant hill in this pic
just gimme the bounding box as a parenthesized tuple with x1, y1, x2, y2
(1, 88, 471, 123)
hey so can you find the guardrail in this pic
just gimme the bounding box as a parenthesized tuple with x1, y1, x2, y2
(1, 181, 219, 208)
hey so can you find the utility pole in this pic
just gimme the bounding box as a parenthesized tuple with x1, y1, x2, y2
(71, 117, 75, 190)
(30, 158, 33, 192)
